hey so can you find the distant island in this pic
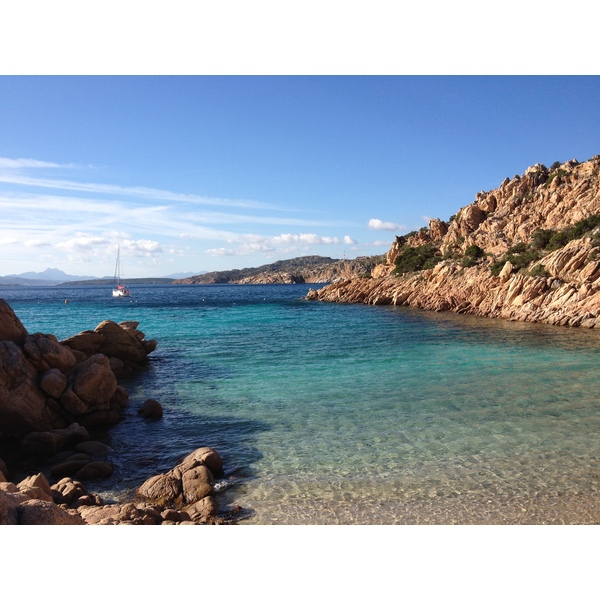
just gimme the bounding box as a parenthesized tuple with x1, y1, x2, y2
(171, 255, 384, 285)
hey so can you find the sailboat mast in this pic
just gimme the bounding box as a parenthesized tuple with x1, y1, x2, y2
(114, 245, 121, 284)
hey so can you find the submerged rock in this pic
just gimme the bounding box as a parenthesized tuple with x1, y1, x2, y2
(138, 398, 163, 419)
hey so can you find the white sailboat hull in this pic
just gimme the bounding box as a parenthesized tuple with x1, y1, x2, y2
(112, 288, 131, 298)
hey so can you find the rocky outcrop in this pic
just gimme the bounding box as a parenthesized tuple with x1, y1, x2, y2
(0, 303, 236, 525)
(0, 302, 157, 442)
(0, 446, 230, 525)
(308, 156, 600, 328)
(62, 319, 157, 375)
(135, 447, 223, 514)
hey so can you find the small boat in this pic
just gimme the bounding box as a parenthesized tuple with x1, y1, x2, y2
(112, 246, 131, 298)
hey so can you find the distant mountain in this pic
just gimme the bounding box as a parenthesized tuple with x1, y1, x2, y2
(0, 268, 101, 286)
(173, 255, 384, 285)
(5, 268, 98, 282)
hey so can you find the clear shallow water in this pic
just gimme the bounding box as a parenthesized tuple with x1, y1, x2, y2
(3, 283, 600, 524)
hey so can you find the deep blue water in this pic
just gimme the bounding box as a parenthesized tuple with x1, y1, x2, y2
(3, 283, 600, 524)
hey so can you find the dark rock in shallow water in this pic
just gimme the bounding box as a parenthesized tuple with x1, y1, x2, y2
(74, 440, 112, 456)
(21, 431, 64, 455)
(50, 459, 91, 478)
(49, 423, 90, 446)
(138, 398, 163, 419)
(74, 461, 114, 480)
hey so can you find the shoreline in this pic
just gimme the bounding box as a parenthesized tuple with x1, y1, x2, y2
(0, 298, 238, 524)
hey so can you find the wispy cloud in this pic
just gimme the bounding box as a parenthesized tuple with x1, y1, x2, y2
(0, 156, 375, 275)
(0, 158, 76, 169)
(0, 172, 275, 210)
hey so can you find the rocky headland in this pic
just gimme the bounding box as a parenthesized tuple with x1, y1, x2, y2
(0, 300, 232, 524)
(308, 155, 600, 328)
(173, 255, 382, 285)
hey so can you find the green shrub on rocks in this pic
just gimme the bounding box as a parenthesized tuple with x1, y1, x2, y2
(461, 244, 485, 267)
(531, 228, 556, 250)
(490, 243, 542, 276)
(393, 243, 442, 275)
(532, 216, 600, 252)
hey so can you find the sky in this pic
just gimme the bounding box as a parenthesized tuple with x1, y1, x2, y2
(0, 75, 599, 278)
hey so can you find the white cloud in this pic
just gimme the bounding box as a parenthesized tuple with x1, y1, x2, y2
(56, 233, 107, 250)
(421, 215, 432, 224)
(367, 218, 405, 231)
(121, 239, 162, 255)
(206, 231, 356, 258)
(24, 239, 52, 248)
(206, 247, 234, 256)
(272, 233, 340, 245)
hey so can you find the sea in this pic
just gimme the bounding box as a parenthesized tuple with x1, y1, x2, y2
(3, 282, 600, 525)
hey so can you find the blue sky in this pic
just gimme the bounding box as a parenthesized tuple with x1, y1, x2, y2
(1, 75, 599, 278)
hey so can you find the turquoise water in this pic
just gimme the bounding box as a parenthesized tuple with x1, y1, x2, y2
(3, 283, 600, 524)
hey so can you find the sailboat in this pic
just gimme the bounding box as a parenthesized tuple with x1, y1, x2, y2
(112, 245, 131, 298)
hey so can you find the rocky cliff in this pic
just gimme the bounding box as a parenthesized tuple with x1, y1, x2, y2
(308, 155, 600, 328)
(173, 255, 383, 285)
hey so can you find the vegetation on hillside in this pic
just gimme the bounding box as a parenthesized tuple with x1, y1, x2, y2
(392, 244, 442, 275)
(391, 212, 600, 280)
(490, 215, 600, 277)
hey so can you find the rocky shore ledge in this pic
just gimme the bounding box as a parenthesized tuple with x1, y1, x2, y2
(308, 156, 600, 328)
(0, 299, 233, 524)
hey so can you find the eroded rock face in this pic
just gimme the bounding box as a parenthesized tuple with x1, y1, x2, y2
(61, 320, 157, 373)
(23, 333, 77, 373)
(311, 156, 600, 329)
(0, 303, 153, 441)
(0, 299, 28, 345)
(429, 218, 449, 242)
(0, 341, 49, 438)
